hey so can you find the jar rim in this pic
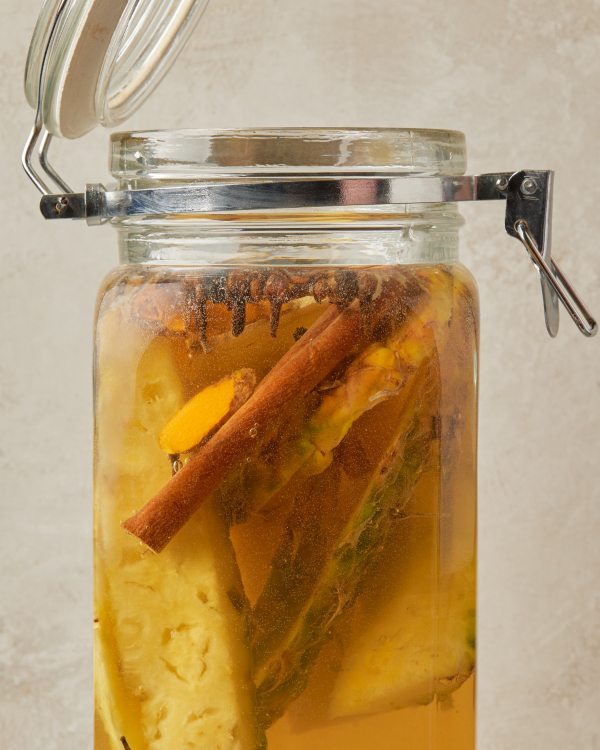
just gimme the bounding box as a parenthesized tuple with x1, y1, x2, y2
(110, 127, 467, 181)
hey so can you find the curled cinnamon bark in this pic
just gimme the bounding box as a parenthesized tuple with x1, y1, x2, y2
(122, 269, 423, 553)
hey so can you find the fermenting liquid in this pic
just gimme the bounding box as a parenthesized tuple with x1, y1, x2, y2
(93, 263, 478, 750)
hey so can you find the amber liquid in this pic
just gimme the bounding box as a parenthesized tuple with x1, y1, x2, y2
(93, 264, 478, 750)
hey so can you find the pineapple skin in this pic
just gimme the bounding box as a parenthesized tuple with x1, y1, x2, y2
(94, 291, 263, 750)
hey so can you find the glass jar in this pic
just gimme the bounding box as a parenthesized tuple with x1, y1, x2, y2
(93, 128, 478, 750)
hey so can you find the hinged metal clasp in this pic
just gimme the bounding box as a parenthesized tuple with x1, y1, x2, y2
(32, 172, 598, 339)
(504, 170, 597, 338)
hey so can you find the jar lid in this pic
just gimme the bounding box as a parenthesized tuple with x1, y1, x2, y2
(24, 0, 209, 139)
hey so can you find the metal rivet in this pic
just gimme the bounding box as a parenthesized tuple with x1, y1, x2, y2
(496, 177, 509, 191)
(521, 178, 537, 195)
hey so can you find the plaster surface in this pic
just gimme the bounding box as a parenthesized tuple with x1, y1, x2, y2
(1, 1, 600, 748)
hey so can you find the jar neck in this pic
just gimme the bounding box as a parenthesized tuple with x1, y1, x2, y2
(115, 206, 464, 266)
(110, 129, 468, 266)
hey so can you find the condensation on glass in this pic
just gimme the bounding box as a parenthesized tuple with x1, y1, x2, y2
(93, 128, 478, 750)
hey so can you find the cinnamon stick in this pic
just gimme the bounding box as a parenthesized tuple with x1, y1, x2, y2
(122, 270, 420, 553)
(257, 302, 340, 391)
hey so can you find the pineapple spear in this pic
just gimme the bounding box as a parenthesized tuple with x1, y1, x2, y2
(250, 275, 477, 728)
(253, 364, 440, 727)
(220, 268, 456, 525)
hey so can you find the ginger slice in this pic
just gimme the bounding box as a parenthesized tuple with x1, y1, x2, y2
(159, 369, 256, 455)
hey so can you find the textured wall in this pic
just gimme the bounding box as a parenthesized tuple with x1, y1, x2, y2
(1, 1, 600, 748)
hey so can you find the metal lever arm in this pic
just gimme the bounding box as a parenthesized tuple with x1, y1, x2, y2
(514, 220, 598, 337)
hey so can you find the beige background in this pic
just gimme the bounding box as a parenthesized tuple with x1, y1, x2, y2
(1, 0, 600, 748)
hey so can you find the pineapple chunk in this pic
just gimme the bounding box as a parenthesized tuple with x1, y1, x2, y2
(94, 299, 263, 750)
(97, 504, 262, 750)
(330, 556, 475, 719)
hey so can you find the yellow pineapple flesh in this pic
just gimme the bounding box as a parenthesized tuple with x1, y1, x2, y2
(330, 556, 475, 718)
(94, 294, 263, 750)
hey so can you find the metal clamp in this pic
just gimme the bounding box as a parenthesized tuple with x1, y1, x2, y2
(504, 170, 597, 337)
(32, 171, 597, 338)
(504, 170, 559, 336)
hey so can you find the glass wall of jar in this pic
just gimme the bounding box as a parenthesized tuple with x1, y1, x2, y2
(93, 128, 478, 750)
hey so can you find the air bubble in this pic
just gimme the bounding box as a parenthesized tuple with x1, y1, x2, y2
(249, 426, 258, 438)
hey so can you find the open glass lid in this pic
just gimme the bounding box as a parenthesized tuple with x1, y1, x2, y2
(21, 1, 597, 339)
(25, 0, 209, 138)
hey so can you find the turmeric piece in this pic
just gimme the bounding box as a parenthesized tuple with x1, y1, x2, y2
(159, 369, 256, 455)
